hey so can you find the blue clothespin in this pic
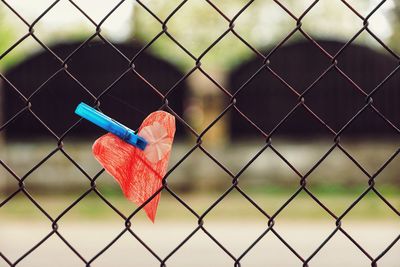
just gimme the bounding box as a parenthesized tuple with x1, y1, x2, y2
(75, 102, 147, 150)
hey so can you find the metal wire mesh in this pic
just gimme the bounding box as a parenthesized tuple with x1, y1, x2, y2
(0, 0, 399, 266)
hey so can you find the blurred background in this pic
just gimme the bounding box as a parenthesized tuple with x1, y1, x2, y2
(0, 0, 399, 266)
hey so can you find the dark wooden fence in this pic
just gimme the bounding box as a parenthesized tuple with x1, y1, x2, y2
(229, 40, 400, 138)
(3, 41, 188, 139)
(3, 40, 400, 140)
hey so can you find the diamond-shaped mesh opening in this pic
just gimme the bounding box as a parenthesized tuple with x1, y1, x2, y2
(339, 141, 399, 177)
(63, 40, 132, 93)
(269, 138, 335, 177)
(232, 1, 298, 49)
(310, 230, 372, 267)
(163, 148, 234, 210)
(272, 104, 335, 136)
(3, 108, 58, 140)
(198, 191, 269, 255)
(90, 231, 161, 267)
(2, 38, 58, 97)
(165, 0, 229, 57)
(231, 69, 299, 134)
(58, 140, 102, 177)
(199, 31, 256, 73)
(271, 190, 336, 254)
(300, 1, 366, 41)
(305, 148, 370, 214)
(133, 51, 188, 95)
(267, 38, 335, 93)
(54, 192, 126, 255)
(1, 0, 399, 266)
(14, 235, 85, 267)
(0, 193, 52, 261)
(241, 231, 302, 266)
(166, 230, 234, 266)
(28, 1, 95, 44)
(2, 0, 57, 25)
(97, 74, 163, 125)
(337, 191, 400, 263)
(1, 131, 57, 177)
(21, 152, 91, 216)
(99, 1, 136, 41)
(28, 72, 95, 136)
(335, 41, 399, 92)
(303, 68, 367, 132)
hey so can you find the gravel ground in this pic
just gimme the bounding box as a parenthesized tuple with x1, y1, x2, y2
(1, 220, 399, 267)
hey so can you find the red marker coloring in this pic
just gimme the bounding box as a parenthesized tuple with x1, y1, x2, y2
(75, 105, 176, 222)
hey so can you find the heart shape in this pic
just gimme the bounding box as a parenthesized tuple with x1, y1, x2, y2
(92, 111, 175, 222)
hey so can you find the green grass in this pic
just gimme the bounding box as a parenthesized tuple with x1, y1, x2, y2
(1, 188, 398, 222)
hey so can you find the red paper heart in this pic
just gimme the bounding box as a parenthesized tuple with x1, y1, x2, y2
(92, 111, 175, 222)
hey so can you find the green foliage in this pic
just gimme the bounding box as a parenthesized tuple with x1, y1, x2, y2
(0, 8, 17, 70)
(133, 1, 255, 71)
(132, 1, 387, 71)
(389, 1, 400, 53)
(2, 192, 398, 220)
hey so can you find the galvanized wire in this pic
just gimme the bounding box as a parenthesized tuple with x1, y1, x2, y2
(0, 0, 399, 266)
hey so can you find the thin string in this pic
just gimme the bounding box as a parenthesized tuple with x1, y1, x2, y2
(107, 93, 148, 116)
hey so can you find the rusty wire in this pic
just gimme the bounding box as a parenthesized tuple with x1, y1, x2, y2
(0, 0, 399, 266)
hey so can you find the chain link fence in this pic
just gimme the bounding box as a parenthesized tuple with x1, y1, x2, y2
(0, 0, 399, 266)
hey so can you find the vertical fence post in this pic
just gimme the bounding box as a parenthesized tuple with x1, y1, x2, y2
(186, 69, 228, 147)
